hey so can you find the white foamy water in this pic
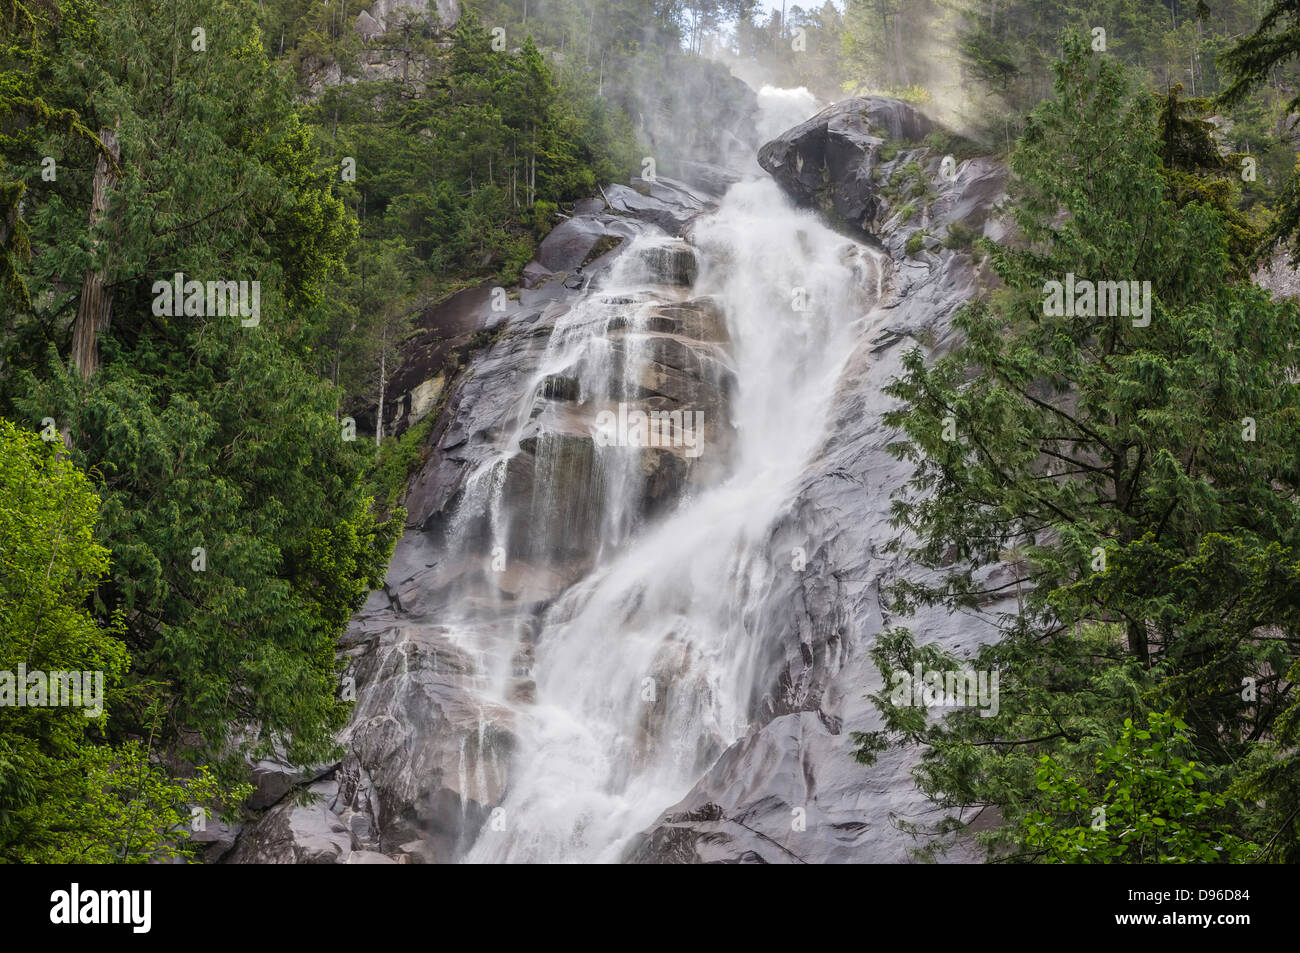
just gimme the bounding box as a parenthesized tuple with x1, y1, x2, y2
(755, 85, 819, 144)
(461, 175, 889, 863)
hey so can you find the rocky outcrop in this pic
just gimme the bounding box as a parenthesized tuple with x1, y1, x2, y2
(759, 98, 1009, 292)
(625, 108, 1011, 865)
(301, 0, 459, 94)
(759, 96, 996, 247)
(228, 174, 734, 864)
(759, 100, 921, 208)
(537, 216, 634, 273)
(604, 178, 712, 235)
(1255, 246, 1300, 299)
(227, 778, 354, 865)
(356, 0, 458, 37)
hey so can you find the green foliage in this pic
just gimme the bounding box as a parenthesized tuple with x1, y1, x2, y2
(532, 200, 558, 237)
(841, 0, 947, 98)
(863, 38, 1300, 862)
(2, 0, 400, 789)
(904, 230, 925, 255)
(831, 0, 1298, 208)
(1219, 0, 1300, 114)
(1022, 712, 1259, 863)
(943, 221, 974, 249)
(882, 160, 931, 206)
(0, 418, 244, 863)
(305, 7, 636, 299)
(1221, 1, 1300, 261)
(0, 0, 102, 309)
(1155, 85, 1263, 276)
(729, 1, 844, 99)
(369, 411, 437, 513)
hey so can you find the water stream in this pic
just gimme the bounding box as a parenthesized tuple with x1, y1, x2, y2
(447, 173, 890, 862)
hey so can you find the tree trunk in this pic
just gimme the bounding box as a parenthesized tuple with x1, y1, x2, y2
(71, 127, 121, 379)
(893, 5, 908, 87)
(528, 130, 537, 207)
(376, 328, 386, 448)
(1128, 618, 1150, 668)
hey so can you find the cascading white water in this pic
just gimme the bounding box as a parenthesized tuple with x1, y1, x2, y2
(460, 177, 890, 863)
(753, 85, 819, 146)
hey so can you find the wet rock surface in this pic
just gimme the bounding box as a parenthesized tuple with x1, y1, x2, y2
(230, 99, 1010, 866)
(228, 174, 734, 864)
(626, 110, 1011, 864)
(758, 96, 1004, 253)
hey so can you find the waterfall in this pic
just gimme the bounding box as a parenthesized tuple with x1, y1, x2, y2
(223, 84, 1012, 866)
(446, 177, 891, 863)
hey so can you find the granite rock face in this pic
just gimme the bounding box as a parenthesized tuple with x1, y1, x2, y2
(357, 0, 458, 36)
(758, 96, 998, 246)
(229, 95, 1011, 866)
(228, 175, 735, 864)
(625, 105, 1013, 865)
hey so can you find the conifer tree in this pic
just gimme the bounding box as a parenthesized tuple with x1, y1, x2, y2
(857, 37, 1300, 861)
(0, 418, 237, 863)
(3, 0, 398, 777)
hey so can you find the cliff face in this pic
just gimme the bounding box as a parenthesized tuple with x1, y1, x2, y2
(227, 96, 1015, 865)
(228, 178, 731, 864)
(757, 97, 1008, 249)
(355, 0, 460, 39)
(626, 99, 1013, 864)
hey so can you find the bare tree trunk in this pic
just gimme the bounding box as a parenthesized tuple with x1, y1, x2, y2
(893, 5, 908, 88)
(1128, 618, 1150, 668)
(71, 128, 120, 379)
(528, 130, 537, 207)
(376, 326, 387, 447)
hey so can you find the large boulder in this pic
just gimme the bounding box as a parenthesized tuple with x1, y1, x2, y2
(538, 216, 621, 272)
(604, 177, 711, 235)
(227, 779, 354, 864)
(758, 97, 937, 231)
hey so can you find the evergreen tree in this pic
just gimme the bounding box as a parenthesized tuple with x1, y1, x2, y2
(1155, 84, 1262, 277)
(0, 0, 102, 311)
(856, 37, 1300, 861)
(0, 418, 238, 863)
(1221, 0, 1300, 260)
(3, 0, 399, 778)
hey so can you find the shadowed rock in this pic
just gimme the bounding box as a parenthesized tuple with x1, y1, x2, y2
(759, 97, 938, 233)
